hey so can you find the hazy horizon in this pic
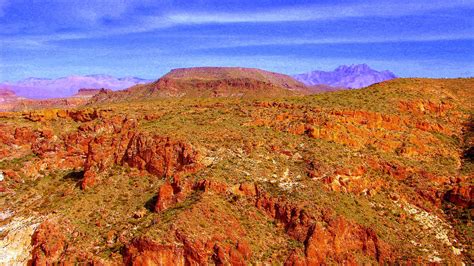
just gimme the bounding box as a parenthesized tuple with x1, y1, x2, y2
(2, 63, 397, 83)
(1, 0, 473, 81)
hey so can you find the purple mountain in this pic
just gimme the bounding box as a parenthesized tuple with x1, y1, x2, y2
(0, 74, 153, 99)
(293, 64, 397, 89)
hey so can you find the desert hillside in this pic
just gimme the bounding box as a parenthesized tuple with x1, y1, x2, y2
(0, 78, 472, 264)
(90, 67, 312, 103)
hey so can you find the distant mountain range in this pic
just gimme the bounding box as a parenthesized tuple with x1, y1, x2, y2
(293, 64, 396, 88)
(0, 75, 153, 99)
(0, 64, 396, 100)
(0, 87, 107, 111)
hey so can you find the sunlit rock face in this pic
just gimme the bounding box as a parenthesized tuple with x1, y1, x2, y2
(0, 216, 41, 266)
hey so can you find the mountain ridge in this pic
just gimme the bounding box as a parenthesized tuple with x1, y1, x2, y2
(90, 67, 312, 103)
(293, 64, 396, 88)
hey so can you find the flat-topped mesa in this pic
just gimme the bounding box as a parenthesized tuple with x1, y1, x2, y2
(153, 67, 309, 96)
(0, 89, 24, 111)
(73, 88, 111, 98)
(0, 88, 17, 98)
(89, 67, 311, 103)
(163, 67, 305, 85)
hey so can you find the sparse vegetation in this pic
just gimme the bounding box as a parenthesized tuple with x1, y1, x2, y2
(0, 77, 472, 264)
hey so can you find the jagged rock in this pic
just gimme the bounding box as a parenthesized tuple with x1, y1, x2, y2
(23, 108, 109, 122)
(122, 132, 201, 179)
(31, 220, 68, 265)
(123, 237, 187, 265)
(445, 184, 473, 208)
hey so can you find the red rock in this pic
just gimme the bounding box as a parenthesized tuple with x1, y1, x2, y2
(445, 184, 473, 208)
(306, 160, 330, 179)
(154, 178, 227, 212)
(239, 183, 257, 197)
(23, 108, 108, 122)
(236, 241, 252, 260)
(251, 185, 394, 264)
(81, 170, 97, 190)
(123, 234, 249, 266)
(193, 179, 228, 194)
(39, 129, 54, 139)
(14, 127, 37, 145)
(212, 242, 249, 266)
(121, 133, 201, 179)
(155, 182, 175, 212)
(175, 231, 209, 264)
(123, 238, 186, 265)
(31, 220, 69, 265)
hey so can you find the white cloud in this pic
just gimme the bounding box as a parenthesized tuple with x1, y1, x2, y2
(190, 33, 474, 50)
(1, 0, 472, 47)
(166, 0, 473, 24)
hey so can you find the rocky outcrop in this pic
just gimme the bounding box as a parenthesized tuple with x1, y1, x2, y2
(122, 133, 201, 179)
(444, 184, 473, 208)
(151, 179, 393, 264)
(81, 128, 133, 189)
(154, 179, 226, 212)
(31, 220, 69, 265)
(0, 78, 471, 264)
(0, 216, 41, 265)
(123, 238, 186, 265)
(123, 233, 252, 266)
(23, 108, 109, 122)
(82, 128, 201, 189)
(398, 100, 453, 116)
(1, 110, 202, 191)
(251, 186, 394, 264)
(248, 101, 461, 161)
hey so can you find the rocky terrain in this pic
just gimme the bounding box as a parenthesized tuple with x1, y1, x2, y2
(294, 64, 397, 88)
(0, 76, 472, 265)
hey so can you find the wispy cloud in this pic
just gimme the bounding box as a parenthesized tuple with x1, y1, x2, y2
(166, 0, 472, 24)
(190, 33, 474, 50)
(1, 0, 472, 80)
(2, 0, 472, 45)
(3, 29, 471, 52)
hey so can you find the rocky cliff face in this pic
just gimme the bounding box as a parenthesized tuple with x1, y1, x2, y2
(294, 64, 396, 88)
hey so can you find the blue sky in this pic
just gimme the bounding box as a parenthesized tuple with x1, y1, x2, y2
(0, 0, 473, 81)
